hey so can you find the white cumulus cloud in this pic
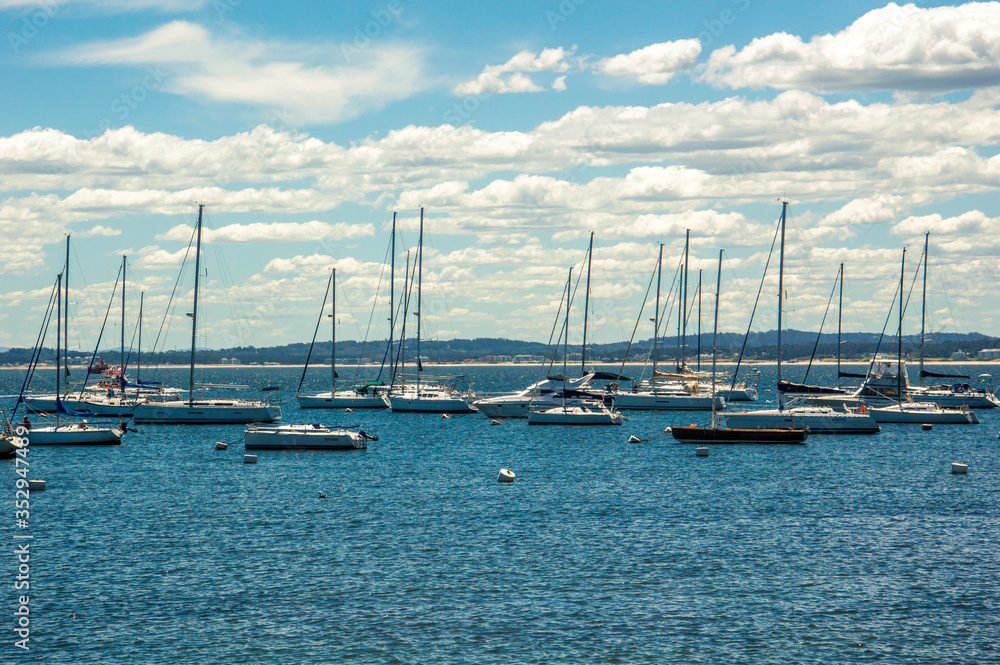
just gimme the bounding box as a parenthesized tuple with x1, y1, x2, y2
(598, 40, 701, 85)
(698, 2, 1000, 92)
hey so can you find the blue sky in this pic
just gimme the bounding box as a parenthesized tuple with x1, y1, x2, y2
(1, 0, 999, 355)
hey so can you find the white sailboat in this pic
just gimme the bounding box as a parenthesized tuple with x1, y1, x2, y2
(473, 372, 602, 418)
(388, 208, 475, 414)
(17, 272, 124, 445)
(296, 267, 389, 409)
(863, 247, 979, 425)
(528, 266, 623, 426)
(132, 205, 280, 424)
(719, 200, 880, 435)
(611, 239, 725, 411)
(244, 423, 374, 450)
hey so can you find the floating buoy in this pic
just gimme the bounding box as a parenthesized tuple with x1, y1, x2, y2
(497, 468, 515, 483)
(244, 454, 257, 464)
(663, 426, 672, 433)
(28, 479, 45, 491)
(628, 435, 641, 443)
(695, 447, 710, 457)
(490, 419, 502, 426)
(922, 423, 933, 431)
(345, 408, 353, 413)
(215, 442, 228, 450)
(442, 414, 452, 419)
(319, 493, 328, 499)
(952, 462, 968, 475)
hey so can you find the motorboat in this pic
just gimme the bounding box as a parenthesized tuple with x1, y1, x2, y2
(243, 424, 373, 450)
(527, 401, 623, 426)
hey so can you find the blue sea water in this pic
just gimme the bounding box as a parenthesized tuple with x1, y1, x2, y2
(3, 363, 999, 664)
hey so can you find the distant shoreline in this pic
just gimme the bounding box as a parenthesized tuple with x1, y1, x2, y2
(3, 359, 996, 371)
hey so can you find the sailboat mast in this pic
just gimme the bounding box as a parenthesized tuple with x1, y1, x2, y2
(188, 204, 204, 407)
(681, 229, 690, 370)
(652, 243, 662, 375)
(776, 201, 788, 411)
(389, 212, 396, 384)
(56, 272, 62, 407)
(899, 247, 905, 405)
(837, 262, 843, 389)
(697, 268, 703, 370)
(64, 235, 70, 377)
(920, 231, 928, 387)
(416, 208, 423, 392)
(581, 232, 593, 374)
(137, 292, 143, 385)
(711, 250, 722, 428)
(120, 255, 126, 387)
(331, 269, 337, 396)
(564, 267, 572, 410)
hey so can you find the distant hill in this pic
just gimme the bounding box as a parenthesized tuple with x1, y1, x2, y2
(2, 331, 997, 366)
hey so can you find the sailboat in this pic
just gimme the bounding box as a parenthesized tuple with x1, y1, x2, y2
(613, 239, 725, 411)
(672, 250, 808, 444)
(132, 205, 281, 424)
(16, 273, 125, 445)
(864, 247, 978, 424)
(474, 233, 623, 418)
(296, 268, 390, 409)
(904, 232, 999, 409)
(719, 200, 880, 434)
(528, 267, 623, 426)
(388, 208, 475, 413)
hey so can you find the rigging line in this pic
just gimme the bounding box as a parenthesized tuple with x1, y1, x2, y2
(296, 270, 333, 394)
(77, 264, 123, 399)
(148, 219, 198, 371)
(926, 241, 965, 334)
(729, 212, 782, 393)
(372, 234, 395, 382)
(529, 272, 570, 408)
(865, 276, 902, 380)
(616, 252, 659, 382)
(14, 277, 60, 408)
(803, 267, 841, 383)
(724, 254, 754, 321)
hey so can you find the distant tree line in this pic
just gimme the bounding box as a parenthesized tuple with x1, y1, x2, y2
(3, 331, 998, 367)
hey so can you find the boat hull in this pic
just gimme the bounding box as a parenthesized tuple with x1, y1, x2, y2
(720, 408, 881, 434)
(297, 392, 389, 409)
(133, 401, 281, 424)
(389, 393, 475, 413)
(244, 425, 366, 450)
(25, 426, 124, 445)
(1, 435, 23, 457)
(671, 425, 808, 444)
(527, 406, 623, 425)
(867, 404, 978, 424)
(611, 392, 724, 411)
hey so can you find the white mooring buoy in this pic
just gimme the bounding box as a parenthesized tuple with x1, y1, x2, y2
(952, 462, 968, 475)
(442, 414, 452, 419)
(244, 454, 258, 464)
(28, 479, 46, 491)
(628, 435, 641, 443)
(215, 442, 228, 450)
(663, 426, 672, 434)
(497, 468, 515, 483)
(922, 423, 933, 431)
(695, 447, 710, 457)
(490, 419, 502, 426)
